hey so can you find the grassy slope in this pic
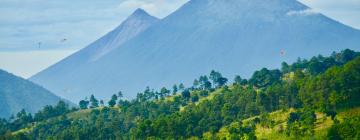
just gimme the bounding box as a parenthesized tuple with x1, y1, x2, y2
(11, 86, 360, 139)
(234, 107, 360, 140)
(10, 88, 225, 135)
(12, 107, 106, 135)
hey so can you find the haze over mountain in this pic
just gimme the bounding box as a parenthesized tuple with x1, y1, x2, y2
(30, 8, 160, 101)
(30, 0, 360, 102)
(0, 69, 64, 118)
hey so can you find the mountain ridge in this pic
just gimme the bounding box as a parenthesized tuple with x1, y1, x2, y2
(0, 69, 66, 118)
(30, 9, 160, 101)
(30, 0, 360, 102)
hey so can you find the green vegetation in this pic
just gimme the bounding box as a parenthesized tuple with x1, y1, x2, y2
(0, 49, 359, 140)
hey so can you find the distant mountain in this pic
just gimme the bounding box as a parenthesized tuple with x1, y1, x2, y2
(0, 69, 65, 118)
(31, 0, 360, 102)
(30, 9, 159, 101)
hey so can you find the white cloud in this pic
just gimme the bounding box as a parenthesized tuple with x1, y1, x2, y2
(287, 9, 319, 16)
(299, 0, 360, 29)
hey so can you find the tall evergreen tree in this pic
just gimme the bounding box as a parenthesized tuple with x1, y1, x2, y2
(193, 79, 200, 89)
(160, 87, 170, 98)
(108, 94, 118, 107)
(79, 99, 89, 109)
(172, 84, 178, 95)
(179, 83, 185, 91)
(181, 90, 191, 99)
(234, 75, 242, 85)
(89, 94, 99, 108)
(117, 91, 123, 99)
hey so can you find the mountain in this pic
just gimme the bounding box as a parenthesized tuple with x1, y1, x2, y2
(30, 9, 159, 101)
(0, 69, 65, 118)
(30, 0, 360, 102)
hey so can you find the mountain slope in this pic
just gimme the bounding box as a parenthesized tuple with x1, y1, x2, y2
(31, 0, 360, 102)
(0, 69, 64, 118)
(30, 9, 159, 101)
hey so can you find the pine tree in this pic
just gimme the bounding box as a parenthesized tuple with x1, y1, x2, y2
(234, 75, 242, 85)
(172, 84, 178, 95)
(160, 87, 170, 98)
(179, 83, 185, 91)
(181, 90, 191, 99)
(108, 94, 118, 107)
(79, 99, 89, 109)
(117, 91, 123, 99)
(193, 79, 199, 89)
(89, 94, 99, 108)
(100, 100, 104, 107)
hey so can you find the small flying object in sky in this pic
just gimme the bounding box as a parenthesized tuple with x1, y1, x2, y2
(280, 50, 286, 56)
(60, 38, 67, 43)
(38, 42, 42, 48)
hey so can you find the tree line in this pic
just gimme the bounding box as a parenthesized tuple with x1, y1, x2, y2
(0, 49, 359, 140)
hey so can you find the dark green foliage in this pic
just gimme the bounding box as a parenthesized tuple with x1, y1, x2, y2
(199, 90, 209, 97)
(172, 84, 178, 95)
(336, 49, 359, 64)
(0, 101, 73, 138)
(249, 68, 281, 88)
(100, 100, 104, 106)
(234, 75, 242, 84)
(328, 116, 360, 140)
(284, 49, 358, 75)
(130, 85, 267, 139)
(89, 95, 99, 108)
(108, 94, 118, 107)
(34, 101, 71, 121)
(117, 91, 123, 99)
(286, 109, 316, 136)
(160, 87, 170, 99)
(1, 49, 359, 139)
(179, 83, 185, 91)
(191, 94, 199, 102)
(227, 122, 256, 140)
(181, 89, 191, 99)
(0, 119, 10, 136)
(299, 56, 360, 112)
(281, 62, 290, 73)
(325, 110, 337, 120)
(193, 79, 200, 89)
(11, 109, 33, 130)
(199, 75, 212, 90)
(234, 75, 247, 86)
(210, 70, 228, 88)
(79, 100, 89, 109)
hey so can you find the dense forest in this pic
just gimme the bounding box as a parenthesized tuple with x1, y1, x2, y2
(0, 49, 359, 140)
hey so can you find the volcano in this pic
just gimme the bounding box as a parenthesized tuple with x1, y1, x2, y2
(31, 0, 360, 102)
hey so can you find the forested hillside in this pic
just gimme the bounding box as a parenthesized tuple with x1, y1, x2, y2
(1, 49, 359, 140)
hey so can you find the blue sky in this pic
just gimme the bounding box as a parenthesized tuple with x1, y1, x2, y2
(0, 0, 189, 51)
(0, 0, 359, 78)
